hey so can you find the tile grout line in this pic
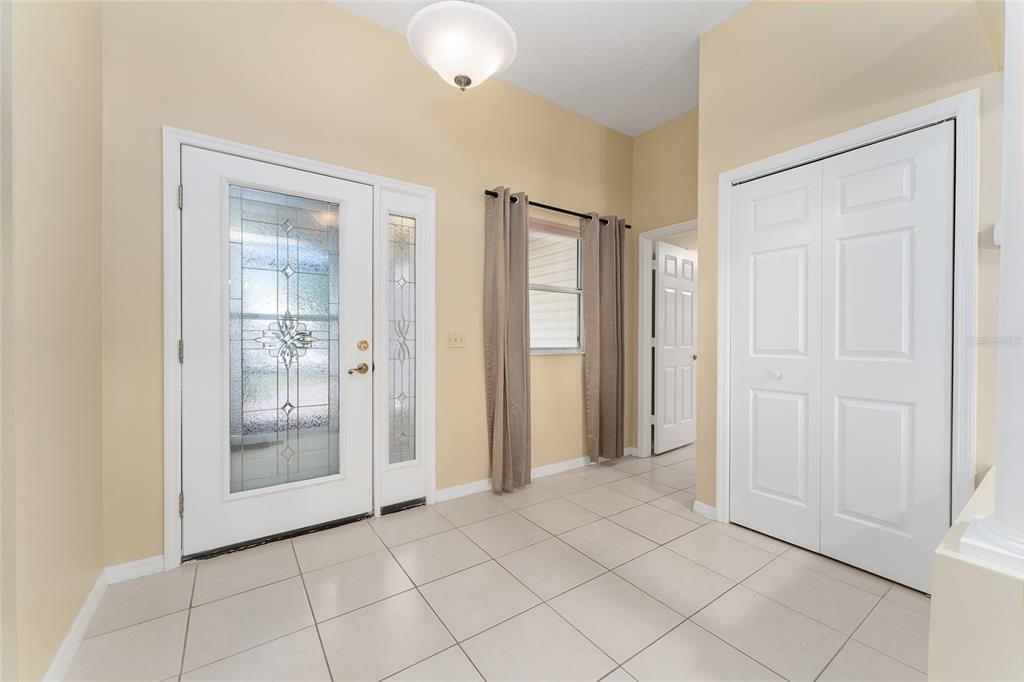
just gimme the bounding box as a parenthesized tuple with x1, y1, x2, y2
(83, 605, 193, 642)
(658, 581, 793, 681)
(739, 552, 895, 638)
(841, 588, 930, 676)
(774, 548, 894, 596)
(540, 497, 793, 682)
(680, 552, 911, 681)
(613, 529, 848, 680)
(135, 456, 918, 682)
(444, 488, 772, 674)
(187, 505, 898, 682)
(176, 555, 320, 676)
(176, 562, 199, 680)
(177, 620, 323, 677)
(812, 584, 895, 681)
(452, 522, 622, 676)
(365, 512, 490, 681)
(291, 540, 335, 682)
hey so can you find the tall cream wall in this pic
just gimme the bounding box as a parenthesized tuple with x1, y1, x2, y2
(100, 1, 632, 565)
(625, 108, 699, 448)
(5, 2, 105, 678)
(693, 0, 1004, 506)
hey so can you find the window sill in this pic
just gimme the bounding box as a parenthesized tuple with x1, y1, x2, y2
(531, 349, 585, 356)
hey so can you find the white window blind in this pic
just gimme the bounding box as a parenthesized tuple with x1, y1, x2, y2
(528, 219, 581, 352)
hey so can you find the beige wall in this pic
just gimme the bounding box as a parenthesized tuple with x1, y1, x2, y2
(693, 0, 1004, 506)
(661, 231, 699, 251)
(624, 108, 700, 450)
(6, 2, 105, 678)
(632, 109, 699, 233)
(101, 1, 632, 564)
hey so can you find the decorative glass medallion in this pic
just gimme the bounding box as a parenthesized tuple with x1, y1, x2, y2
(388, 214, 417, 465)
(229, 185, 341, 493)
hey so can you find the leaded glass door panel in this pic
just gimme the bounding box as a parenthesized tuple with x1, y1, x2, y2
(181, 146, 373, 556)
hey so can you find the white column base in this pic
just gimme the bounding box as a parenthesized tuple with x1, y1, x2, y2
(960, 514, 1024, 573)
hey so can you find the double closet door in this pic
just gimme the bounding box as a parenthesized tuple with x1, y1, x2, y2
(729, 122, 954, 592)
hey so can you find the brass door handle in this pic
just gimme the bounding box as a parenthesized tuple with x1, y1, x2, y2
(347, 362, 370, 375)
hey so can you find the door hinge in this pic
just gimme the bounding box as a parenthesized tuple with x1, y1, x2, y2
(178, 492, 184, 517)
(178, 339, 184, 363)
(177, 184, 183, 210)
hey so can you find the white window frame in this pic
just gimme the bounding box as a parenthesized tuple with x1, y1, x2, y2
(528, 218, 583, 355)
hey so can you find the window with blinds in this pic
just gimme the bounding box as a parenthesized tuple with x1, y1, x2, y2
(528, 219, 581, 352)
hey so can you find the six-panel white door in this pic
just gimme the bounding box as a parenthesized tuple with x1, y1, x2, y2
(728, 123, 954, 591)
(730, 163, 823, 550)
(181, 146, 374, 556)
(654, 242, 698, 452)
(820, 122, 954, 591)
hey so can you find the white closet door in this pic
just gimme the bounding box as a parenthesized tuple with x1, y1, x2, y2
(820, 122, 954, 591)
(654, 242, 697, 453)
(730, 163, 823, 550)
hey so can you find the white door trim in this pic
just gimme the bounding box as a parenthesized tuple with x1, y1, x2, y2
(162, 126, 436, 569)
(636, 219, 698, 458)
(715, 90, 979, 525)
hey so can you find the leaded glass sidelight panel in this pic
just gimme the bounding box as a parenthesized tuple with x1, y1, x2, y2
(229, 185, 340, 493)
(388, 214, 416, 465)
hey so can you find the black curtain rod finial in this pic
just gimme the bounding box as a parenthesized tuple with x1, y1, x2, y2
(483, 189, 631, 229)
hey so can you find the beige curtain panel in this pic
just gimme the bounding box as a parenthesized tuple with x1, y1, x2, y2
(484, 187, 532, 493)
(582, 214, 626, 463)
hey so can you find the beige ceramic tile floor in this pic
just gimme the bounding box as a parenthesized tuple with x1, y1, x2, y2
(67, 445, 930, 681)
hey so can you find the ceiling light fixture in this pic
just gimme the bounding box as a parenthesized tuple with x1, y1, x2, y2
(406, 1, 517, 92)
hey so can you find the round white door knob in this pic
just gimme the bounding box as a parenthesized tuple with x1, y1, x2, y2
(770, 369, 783, 380)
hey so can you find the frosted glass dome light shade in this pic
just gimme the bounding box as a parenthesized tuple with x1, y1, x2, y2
(406, 1, 517, 91)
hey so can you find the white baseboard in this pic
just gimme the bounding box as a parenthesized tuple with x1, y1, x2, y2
(434, 477, 492, 502)
(693, 500, 718, 522)
(43, 571, 107, 681)
(44, 553, 169, 680)
(624, 446, 639, 457)
(533, 456, 589, 479)
(434, 456, 589, 502)
(104, 555, 165, 584)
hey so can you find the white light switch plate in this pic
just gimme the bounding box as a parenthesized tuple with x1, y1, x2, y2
(445, 332, 466, 348)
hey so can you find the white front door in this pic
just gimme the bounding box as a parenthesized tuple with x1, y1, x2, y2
(819, 122, 953, 591)
(730, 162, 824, 551)
(653, 242, 697, 453)
(180, 146, 374, 556)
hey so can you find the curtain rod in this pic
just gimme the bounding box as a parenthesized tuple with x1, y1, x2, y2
(484, 190, 632, 229)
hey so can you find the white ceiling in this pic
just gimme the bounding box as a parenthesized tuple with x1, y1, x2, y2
(331, 1, 748, 137)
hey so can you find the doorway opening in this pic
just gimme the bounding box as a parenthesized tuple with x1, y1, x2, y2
(636, 220, 699, 466)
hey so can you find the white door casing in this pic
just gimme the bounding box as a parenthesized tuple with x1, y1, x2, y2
(654, 242, 697, 452)
(180, 145, 374, 556)
(819, 122, 954, 590)
(729, 163, 823, 550)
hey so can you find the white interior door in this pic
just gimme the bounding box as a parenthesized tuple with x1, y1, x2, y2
(730, 163, 823, 550)
(653, 242, 697, 453)
(819, 122, 953, 591)
(181, 145, 374, 556)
